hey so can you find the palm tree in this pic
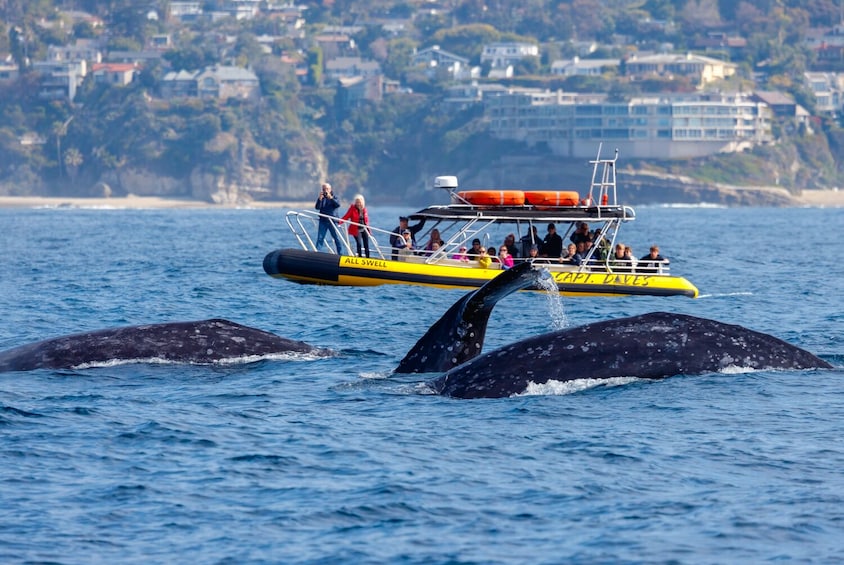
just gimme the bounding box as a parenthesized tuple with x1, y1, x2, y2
(52, 116, 73, 178)
(63, 147, 83, 184)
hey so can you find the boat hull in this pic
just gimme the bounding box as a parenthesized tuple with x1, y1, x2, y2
(263, 249, 699, 298)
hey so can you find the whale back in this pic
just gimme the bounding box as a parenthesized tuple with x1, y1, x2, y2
(0, 319, 328, 372)
(431, 312, 832, 399)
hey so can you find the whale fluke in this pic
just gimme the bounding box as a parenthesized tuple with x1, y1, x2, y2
(0, 318, 330, 372)
(395, 262, 545, 374)
(430, 312, 832, 399)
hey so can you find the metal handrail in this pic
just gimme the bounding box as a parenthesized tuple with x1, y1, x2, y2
(282, 210, 671, 275)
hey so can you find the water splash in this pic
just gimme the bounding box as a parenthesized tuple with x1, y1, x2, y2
(535, 267, 568, 330)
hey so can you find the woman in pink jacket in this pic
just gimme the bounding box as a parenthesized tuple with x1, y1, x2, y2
(340, 194, 371, 257)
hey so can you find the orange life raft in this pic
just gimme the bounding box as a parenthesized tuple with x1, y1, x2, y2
(523, 191, 580, 207)
(456, 190, 526, 206)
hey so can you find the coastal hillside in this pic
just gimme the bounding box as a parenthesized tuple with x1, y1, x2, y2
(1, 0, 843, 205)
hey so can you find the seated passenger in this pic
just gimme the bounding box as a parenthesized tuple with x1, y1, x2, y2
(610, 243, 634, 272)
(570, 222, 592, 245)
(423, 228, 445, 253)
(487, 246, 498, 265)
(498, 246, 514, 270)
(581, 239, 598, 265)
(638, 245, 669, 273)
(522, 244, 541, 263)
(520, 226, 540, 256)
(451, 246, 470, 262)
(467, 238, 483, 258)
(396, 229, 415, 261)
(569, 241, 588, 266)
(561, 243, 578, 264)
(591, 228, 611, 261)
(503, 233, 519, 257)
(390, 215, 425, 260)
(477, 247, 492, 269)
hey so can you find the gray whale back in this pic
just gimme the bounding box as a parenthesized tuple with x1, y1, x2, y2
(0, 318, 329, 372)
(431, 312, 832, 399)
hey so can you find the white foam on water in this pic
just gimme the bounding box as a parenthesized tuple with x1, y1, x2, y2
(516, 376, 642, 396)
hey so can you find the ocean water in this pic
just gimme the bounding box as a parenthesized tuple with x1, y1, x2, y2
(0, 203, 842, 563)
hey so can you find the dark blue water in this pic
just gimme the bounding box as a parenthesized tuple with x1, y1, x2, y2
(1, 204, 842, 563)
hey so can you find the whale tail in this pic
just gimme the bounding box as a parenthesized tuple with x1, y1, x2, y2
(395, 262, 545, 374)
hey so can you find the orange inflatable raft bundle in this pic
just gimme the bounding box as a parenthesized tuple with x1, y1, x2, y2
(454, 190, 526, 206)
(523, 191, 580, 207)
(455, 189, 606, 208)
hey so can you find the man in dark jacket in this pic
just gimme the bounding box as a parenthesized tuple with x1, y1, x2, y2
(638, 245, 670, 273)
(315, 182, 342, 252)
(540, 223, 563, 258)
(389, 216, 426, 260)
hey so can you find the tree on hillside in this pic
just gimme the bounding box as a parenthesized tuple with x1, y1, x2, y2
(63, 147, 82, 184)
(429, 24, 503, 61)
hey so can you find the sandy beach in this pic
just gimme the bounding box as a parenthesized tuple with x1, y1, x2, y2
(0, 190, 842, 209)
(797, 189, 844, 207)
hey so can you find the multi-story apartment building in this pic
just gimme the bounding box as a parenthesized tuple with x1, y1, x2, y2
(485, 88, 773, 159)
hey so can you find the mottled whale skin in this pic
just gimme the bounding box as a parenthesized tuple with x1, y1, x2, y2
(396, 261, 544, 374)
(429, 312, 832, 399)
(0, 318, 330, 372)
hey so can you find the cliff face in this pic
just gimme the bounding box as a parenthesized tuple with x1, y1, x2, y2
(94, 139, 328, 204)
(621, 171, 799, 206)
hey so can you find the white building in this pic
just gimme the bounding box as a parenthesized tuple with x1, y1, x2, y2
(805, 72, 844, 116)
(480, 42, 539, 69)
(485, 88, 772, 159)
(625, 53, 737, 87)
(551, 57, 620, 77)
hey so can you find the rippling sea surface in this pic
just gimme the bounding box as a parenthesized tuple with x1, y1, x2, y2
(1, 203, 842, 563)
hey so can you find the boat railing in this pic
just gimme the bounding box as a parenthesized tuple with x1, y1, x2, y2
(284, 210, 671, 275)
(285, 210, 399, 259)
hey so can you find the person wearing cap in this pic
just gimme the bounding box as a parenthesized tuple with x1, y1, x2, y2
(389, 215, 426, 260)
(396, 228, 415, 261)
(467, 238, 482, 258)
(570, 222, 592, 245)
(314, 182, 341, 252)
(540, 223, 563, 258)
(519, 225, 540, 257)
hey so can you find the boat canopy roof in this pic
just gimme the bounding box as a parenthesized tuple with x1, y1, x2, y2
(409, 204, 634, 224)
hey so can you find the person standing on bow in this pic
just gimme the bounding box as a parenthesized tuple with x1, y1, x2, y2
(314, 182, 342, 252)
(340, 194, 371, 258)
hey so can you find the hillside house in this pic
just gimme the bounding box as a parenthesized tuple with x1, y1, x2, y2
(32, 60, 87, 101)
(805, 72, 844, 116)
(196, 66, 260, 100)
(412, 45, 477, 80)
(481, 42, 539, 69)
(91, 63, 138, 86)
(625, 53, 736, 87)
(551, 57, 620, 77)
(324, 57, 381, 81)
(0, 58, 19, 84)
(47, 40, 102, 65)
